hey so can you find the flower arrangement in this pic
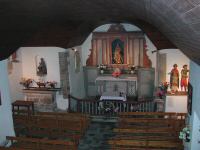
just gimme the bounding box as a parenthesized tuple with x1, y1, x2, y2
(129, 65, 136, 74)
(97, 64, 107, 74)
(160, 82, 169, 92)
(179, 126, 190, 142)
(19, 78, 33, 88)
(97, 64, 107, 70)
(47, 81, 57, 88)
(112, 68, 121, 77)
(98, 101, 115, 113)
(156, 82, 169, 98)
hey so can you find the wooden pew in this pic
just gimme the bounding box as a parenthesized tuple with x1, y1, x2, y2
(24, 115, 82, 143)
(108, 112, 185, 149)
(112, 135, 180, 142)
(4, 136, 77, 150)
(117, 112, 185, 133)
(36, 112, 90, 130)
(108, 139, 183, 150)
(13, 115, 30, 136)
(118, 112, 186, 119)
(13, 113, 90, 144)
(118, 118, 185, 131)
(0, 147, 26, 150)
(113, 128, 180, 138)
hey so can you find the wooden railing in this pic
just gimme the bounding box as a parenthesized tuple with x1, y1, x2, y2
(68, 95, 156, 116)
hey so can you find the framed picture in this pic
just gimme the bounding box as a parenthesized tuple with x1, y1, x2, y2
(187, 82, 193, 115)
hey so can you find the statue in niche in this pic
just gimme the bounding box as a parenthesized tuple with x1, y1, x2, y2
(112, 39, 124, 64)
(37, 57, 47, 76)
(113, 44, 123, 64)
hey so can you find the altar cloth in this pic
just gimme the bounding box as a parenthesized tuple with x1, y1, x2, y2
(100, 91, 126, 101)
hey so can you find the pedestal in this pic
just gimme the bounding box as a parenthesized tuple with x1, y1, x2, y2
(154, 98, 164, 112)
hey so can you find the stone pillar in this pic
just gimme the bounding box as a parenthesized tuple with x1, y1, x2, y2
(59, 52, 70, 99)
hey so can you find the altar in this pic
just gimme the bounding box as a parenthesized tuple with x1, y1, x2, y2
(96, 76, 137, 97)
(22, 87, 61, 112)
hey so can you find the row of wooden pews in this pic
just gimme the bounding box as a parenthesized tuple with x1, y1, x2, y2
(1, 136, 77, 150)
(108, 112, 186, 150)
(1, 110, 90, 150)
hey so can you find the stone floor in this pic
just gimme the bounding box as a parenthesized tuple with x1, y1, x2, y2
(78, 118, 117, 150)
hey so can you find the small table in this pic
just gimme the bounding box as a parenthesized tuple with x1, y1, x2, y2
(12, 100, 34, 115)
(99, 92, 127, 113)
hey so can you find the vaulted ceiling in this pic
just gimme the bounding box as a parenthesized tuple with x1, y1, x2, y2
(0, 0, 200, 64)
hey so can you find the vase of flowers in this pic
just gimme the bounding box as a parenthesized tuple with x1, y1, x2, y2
(179, 126, 190, 142)
(129, 65, 136, 74)
(156, 82, 169, 99)
(19, 78, 33, 88)
(98, 64, 107, 74)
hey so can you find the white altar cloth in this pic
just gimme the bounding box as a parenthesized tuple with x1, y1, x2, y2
(100, 91, 127, 101)
(96, 76, 137, 82)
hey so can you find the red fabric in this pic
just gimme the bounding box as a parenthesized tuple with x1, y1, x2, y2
(181, 78, 188, 87)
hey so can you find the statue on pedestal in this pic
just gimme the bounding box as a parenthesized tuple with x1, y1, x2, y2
(170, 64, 179, 93)
(181, 64, 189, 91)
(37, 58, 47, 76)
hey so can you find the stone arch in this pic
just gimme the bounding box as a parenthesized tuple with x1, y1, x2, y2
(0, 0, 200, 64)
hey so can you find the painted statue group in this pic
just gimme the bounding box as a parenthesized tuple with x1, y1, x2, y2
(170, 64, 189, 93)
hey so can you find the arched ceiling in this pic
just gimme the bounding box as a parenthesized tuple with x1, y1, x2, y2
(0, 0, 200, 64)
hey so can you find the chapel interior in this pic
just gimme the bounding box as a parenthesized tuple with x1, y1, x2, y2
(0, 1, 200, 150)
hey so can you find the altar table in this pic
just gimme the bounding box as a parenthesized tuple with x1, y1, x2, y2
(96, 76, 137, 97)
(100, 91, 127, 101)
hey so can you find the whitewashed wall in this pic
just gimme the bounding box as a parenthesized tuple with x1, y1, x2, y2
(21, 47, 65, 85)
(8, 50, 23, 102)
(0, 60, 15, 146)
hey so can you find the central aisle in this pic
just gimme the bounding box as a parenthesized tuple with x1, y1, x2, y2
(78, 118, 116, 150)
